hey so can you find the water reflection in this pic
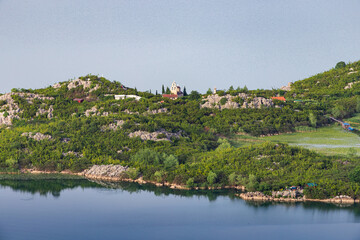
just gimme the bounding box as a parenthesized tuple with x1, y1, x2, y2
(0, 177, 359, 217)
(0, 179, 99, 198)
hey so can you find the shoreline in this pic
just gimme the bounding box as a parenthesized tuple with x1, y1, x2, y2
(1, 170, 358, 204)
(237, 192, 360, 204)
(15, 169, 246, 191)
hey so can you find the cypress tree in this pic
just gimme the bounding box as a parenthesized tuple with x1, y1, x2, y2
(162, 85, 165, 94)
(183, 86, 188, 96)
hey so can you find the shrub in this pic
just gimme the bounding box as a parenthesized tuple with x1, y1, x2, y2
(220, 98, 228, 105)
(349, 166, 360, 183)
(186, 178, 195, 188)
(207, 171, 217, 185)
(127, 168, 140, 180)
(335, 61, 346, 69)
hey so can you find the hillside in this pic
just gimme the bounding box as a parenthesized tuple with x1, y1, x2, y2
(1, 66, 360, 199)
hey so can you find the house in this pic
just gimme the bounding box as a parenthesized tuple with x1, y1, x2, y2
(162, 94, 179, 100)
(306, 183, 317, 187)
(271, 96, 286, 101)
(73, 98, 84, 103)
(114, 95, 141, 101)
(342, 122, 354, 131)
(162, 81, 183, 99)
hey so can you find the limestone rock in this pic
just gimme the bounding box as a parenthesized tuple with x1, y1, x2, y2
(0, 92, 54, 125)
(280, 82, 293, 91)
(101, 120, 125, 131)
(145, 108, 168, 115)
(21, 132, 52, 141)
(344, 81, 360, 89)
(62, 151, 83, 157)
(128, 129, 181, 141)
(82, 165, 129, 178)
(201, 93, 273, 110)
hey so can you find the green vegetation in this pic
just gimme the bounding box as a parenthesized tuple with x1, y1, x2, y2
(233, 125, 360, 156)
(1, 60, 360, 199)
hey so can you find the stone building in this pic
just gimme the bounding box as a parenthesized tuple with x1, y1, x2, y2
(163, 81, 183, 99)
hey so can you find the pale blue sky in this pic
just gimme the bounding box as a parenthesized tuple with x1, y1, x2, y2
(1, 0, 360, 93)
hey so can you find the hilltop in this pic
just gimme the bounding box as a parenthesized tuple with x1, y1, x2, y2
(1, 62, 360, 201)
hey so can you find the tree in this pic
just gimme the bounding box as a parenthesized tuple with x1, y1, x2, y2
(188, 91, 201, 100)
(335, 61, 346, 69)
(207, 171, 217, 185)
(127, 168, 140, 180)
(246, 174, 259, 191)
(356, 97, 360, 112)
(163, 154, 179, 170)
(186, 178, 195, 188)
(228, 172, 238, 185)
(216, 138, 231, 150)
(131, 149, 161, 166)
(166, 87, 171, 94)
(228, 85, 234, 91)
(349, 165, 360, 183)
(332, 105, 346, 118)
(206, 88, 212, 95)
(309, 112, 317, 127)
(243, 85, 248, 92)
(155, 90, 158, 95)
(220, 98, 228, 105)
(162, 85, 165, 94)
(154, 171, 165, 183)
(183, 86, 188, 96)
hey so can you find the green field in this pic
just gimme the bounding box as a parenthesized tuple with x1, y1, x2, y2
(232, 117, 360, 156)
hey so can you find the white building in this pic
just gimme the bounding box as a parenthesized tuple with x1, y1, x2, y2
(114, 95, 142, 101)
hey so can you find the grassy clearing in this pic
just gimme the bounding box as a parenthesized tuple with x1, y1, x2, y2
(232, 123, 360, 156)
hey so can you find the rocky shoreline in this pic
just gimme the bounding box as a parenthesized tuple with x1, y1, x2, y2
(238, 192, 360, 204)
(7, 165, 360, 204)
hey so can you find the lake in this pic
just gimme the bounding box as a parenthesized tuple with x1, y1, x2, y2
(0, 179, 359, 240)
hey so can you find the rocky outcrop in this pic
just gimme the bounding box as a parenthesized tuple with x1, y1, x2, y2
(0, 92, 54, 125)
(61, 138, 71, 143)
(52, 83, 62, 89)
(344, 81, 360, 89)
(82, 165, 129, 178)
(128, 129, 181, 141)
(238, 191, 359, 204)
(36, 105, 54, 119)
(201, 93, 273, 110)
(101, 120, 125, 131)
(62, 151, 83, 157)
(240, 193, 303, 202)
(347, 68, 358, 75)
(242, 97, 274, 109)
(280, 82, 293, 91)
(67, 79, 91, 90)
(84, 106, 110, 117)
(0, 92, 54, 102)
(123, 109, 139, 115)
(145, 108, 168, 115)
(21, 132, 52, 141)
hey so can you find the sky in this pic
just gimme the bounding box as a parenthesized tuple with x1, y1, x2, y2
(1, 0, 360, 94)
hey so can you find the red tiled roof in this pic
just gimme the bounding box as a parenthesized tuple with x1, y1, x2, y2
(271, 97, 286, 101)
(162, 94, 178, 98)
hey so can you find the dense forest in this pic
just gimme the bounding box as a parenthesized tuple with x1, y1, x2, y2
(1, 60, 360, 199)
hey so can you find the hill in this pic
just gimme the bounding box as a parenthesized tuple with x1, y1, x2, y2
(0, 67, 360, 200)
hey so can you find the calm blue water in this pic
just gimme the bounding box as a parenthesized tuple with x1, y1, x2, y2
(0, 180, 359, 240)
